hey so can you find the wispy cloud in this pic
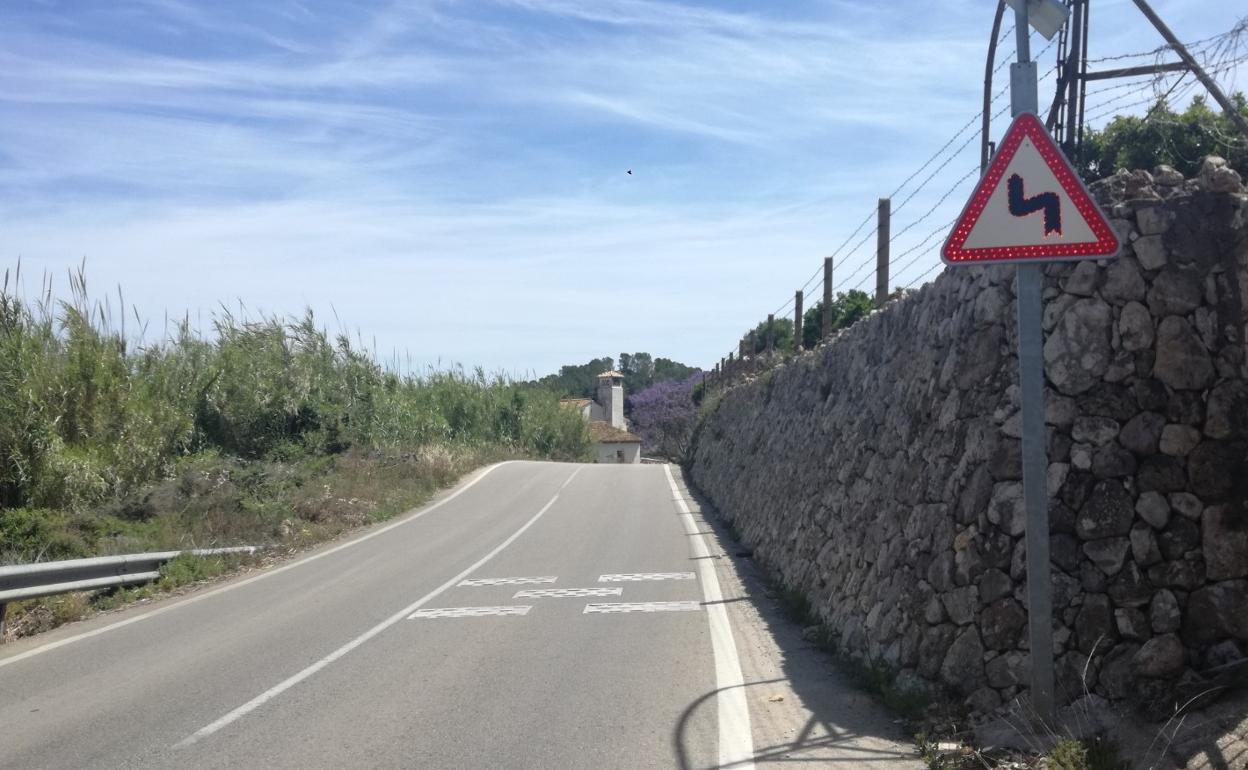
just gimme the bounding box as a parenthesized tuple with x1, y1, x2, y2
(0, 0, 1240, 372)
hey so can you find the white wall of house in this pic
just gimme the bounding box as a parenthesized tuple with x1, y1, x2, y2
(594, 442, 640, 464)
(596, 376, 625, 429)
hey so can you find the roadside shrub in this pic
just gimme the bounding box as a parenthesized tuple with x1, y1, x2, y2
(0, 508, 92, 561)
(0, 267, 590, 563)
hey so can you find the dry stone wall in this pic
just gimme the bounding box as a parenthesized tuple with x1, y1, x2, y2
(689, 159, 1248, 717)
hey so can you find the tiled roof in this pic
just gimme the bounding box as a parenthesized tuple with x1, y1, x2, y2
(597, 370, 624, 378)
(559, 398, 592, 409)
(587, 421, 641, 443)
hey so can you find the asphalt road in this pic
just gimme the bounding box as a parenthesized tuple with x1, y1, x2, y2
(0, 461, 921, 769)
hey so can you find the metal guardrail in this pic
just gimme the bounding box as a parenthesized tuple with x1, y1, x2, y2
(0, 547, 260, 634)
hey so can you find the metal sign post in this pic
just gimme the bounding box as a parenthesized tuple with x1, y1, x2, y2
(1011, 0, 1056, 725)
(946, 0, 1119, 727)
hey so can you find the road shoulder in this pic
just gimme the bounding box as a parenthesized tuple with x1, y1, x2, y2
(0, 460, 520, 664)
(670, 466, 924, 768)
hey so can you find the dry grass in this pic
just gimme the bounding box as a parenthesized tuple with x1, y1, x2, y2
(1, 444, 513, 642)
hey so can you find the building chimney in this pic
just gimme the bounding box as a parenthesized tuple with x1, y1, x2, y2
(597, 371, 625, 429)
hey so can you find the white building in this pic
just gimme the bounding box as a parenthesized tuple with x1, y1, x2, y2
(560, 370, 642, 464)
(588, 421, 642, 464)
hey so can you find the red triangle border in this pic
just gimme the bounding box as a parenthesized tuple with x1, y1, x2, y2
(942, 112, 1119, 265)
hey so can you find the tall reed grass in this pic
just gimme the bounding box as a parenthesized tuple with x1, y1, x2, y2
(0, 264, 589, 533)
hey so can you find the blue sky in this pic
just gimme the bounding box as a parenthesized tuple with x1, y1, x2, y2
(1, 0, 1243, 376)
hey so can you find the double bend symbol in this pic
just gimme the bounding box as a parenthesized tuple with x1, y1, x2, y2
(1007, 174, 1062, 236)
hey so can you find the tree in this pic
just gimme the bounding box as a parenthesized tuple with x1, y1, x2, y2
(532, 354, 697, 399)
(800, 290, 873, 348)
(627, 374, 701, 461)
(653, 357, 696, 383)
(618, 352, 655, 394)
(742, 316, 793, 354)
(533, 357, 614, 398)
(1077, 93, 1248, 182)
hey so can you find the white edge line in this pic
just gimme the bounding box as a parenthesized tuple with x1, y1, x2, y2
(1, 462, 525, 670)
(175, 465, 582, 748)
(0, 461, 518, 672)
(664, 464, 755, 770)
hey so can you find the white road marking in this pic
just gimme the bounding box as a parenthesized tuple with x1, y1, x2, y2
(409, 606, 531, 619)
(664, 464, 755, 770)
(514, 587, 622, 599)
(597, 572, 695, 582)
(0, 462, 517, 672)
(458, 576, 556, 587)
(583, 601, 701, 614)
(175, 466, 583, 748)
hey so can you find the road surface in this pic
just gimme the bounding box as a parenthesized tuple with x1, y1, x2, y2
(0, 461, 920, 769)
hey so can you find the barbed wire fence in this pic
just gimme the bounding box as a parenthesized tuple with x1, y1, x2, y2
(704, 17, 1248, 389)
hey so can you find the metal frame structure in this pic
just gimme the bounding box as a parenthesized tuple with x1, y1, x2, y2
(983, 0, 1248, 170)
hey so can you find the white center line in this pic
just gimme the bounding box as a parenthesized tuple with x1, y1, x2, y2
(175, 466, 582, 748)
(664, 464, 755, 770)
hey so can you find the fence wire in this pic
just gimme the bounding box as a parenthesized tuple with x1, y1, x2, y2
(711, 17, 1248, 372)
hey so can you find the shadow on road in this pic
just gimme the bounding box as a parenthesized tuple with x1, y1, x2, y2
(669, 466, 922, 769)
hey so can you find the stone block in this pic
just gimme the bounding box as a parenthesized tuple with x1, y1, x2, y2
(1152, 316, 1215, 390)
(1203, 506, 1248, 580)
(1076, 480, 1135, 539)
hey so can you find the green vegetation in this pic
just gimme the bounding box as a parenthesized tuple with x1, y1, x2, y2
(1078, 94, 1248, 182)
(531, 353, 697, 400)
(740, 289, 875, 355)
(743, 316, 794, 354)
(6, 550, 261, 638)
(532, 356, 619, 399)
(0, 266, 592, 633)
(776, 584, 818, 626)
(801, 290, 876, 349)
(1042, 737, 1128, 770)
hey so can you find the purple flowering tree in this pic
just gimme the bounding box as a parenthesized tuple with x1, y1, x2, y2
(627, 373, 701, 461)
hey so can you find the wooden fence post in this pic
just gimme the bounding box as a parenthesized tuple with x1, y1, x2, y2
(794, 290, 804, 352)
(822, 256, 833, 340)
(876, 197, 891, 308)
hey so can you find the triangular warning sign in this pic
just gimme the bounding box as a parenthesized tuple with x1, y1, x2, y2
(942, 112, 1119, 265)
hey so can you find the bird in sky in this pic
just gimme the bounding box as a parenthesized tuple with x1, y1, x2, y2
(627, 170, 632, 175)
